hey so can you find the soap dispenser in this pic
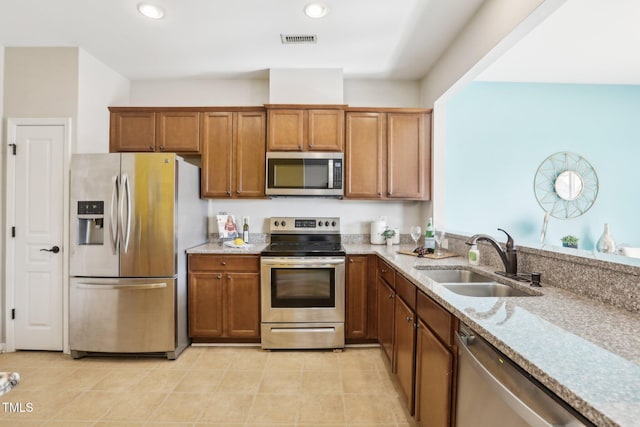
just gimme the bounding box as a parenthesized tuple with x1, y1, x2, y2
(468, 244, 480, 265)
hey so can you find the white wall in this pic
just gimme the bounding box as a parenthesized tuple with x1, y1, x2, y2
(269, 68, 344, 104)
(130, 79, 269, 106)
(77, 49, 129, 153)
(344, 80, 421, 107)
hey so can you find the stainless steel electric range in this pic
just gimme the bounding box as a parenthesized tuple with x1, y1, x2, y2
(260, 217, 345, 350)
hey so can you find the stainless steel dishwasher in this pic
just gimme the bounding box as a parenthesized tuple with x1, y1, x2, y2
(455, 323, 594, 427)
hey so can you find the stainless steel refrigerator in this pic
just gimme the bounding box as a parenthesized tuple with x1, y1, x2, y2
(69, 153, 206, 359)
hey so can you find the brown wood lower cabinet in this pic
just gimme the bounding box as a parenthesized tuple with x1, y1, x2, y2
(394, 294, 417, 415)
(415, 318, 453, 427)
(346, 255, 378, 342)
(415, 290, 457, 427)
(377, 276, 395, 363)
(187, 254, 260, 342)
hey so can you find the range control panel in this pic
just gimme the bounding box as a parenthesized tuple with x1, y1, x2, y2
(269, 217, 340, 234)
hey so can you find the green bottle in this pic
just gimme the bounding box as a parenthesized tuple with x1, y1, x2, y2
(425, 217, 435, 253)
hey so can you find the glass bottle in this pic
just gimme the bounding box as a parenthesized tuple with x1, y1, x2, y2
(596, 223, 616, 253)
(242, 218, 249, 243)
(425, 217, 435, 253)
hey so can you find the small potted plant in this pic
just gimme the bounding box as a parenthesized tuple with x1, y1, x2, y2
(381, 228, 396, 247)
(560, 235, 579, 249)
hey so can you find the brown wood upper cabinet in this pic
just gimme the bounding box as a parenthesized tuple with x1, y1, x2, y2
(267, 105, 345, 151)
(201, 110, 266, 198)
(109, 108, 200, 154)
(345, 109, 431, 200)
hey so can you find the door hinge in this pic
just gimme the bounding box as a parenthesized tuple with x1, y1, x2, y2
(11, 227, 16, 238)
(11, 309, 15, 320)
(9, 143, 16, 155)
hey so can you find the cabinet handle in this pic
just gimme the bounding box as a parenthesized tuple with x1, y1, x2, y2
(298, 144, 302, 150)
(221, 261, 226, 266)
(149, 146, 154, 151)
(349, 259, 354, 263)
(237, 190, 241, 194)
(406, 316, 412, 323)
(378, 192, 381, 196)
(308, 143, 313, 149)
(216, 274, 222, 279)
(381, 269, 387, 273)
(159, 145, 164, 150)
(227, 191, 231, 196)
(227, 274, 231, 280)
(388, 293, 394, 299)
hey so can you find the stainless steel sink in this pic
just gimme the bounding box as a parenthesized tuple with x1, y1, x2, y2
(419, 269, 494, 283)
(416, 268, 536, 297)
(441, 283, 533, 297)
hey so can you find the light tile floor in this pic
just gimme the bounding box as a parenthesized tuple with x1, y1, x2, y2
(0, 346, 415, 427)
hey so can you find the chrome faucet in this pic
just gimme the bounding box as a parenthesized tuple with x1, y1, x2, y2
(465, 228, 518, 276)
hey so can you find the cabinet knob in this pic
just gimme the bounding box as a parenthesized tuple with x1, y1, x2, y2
(159, 145, 164, 150)
(216, 274, 222, 279)
(378, 192, 381, 196)
(298, 144, 302, 150)
(388, 293, 394, 299)
(221, 261, 226, 266)
(227, 191, 231, 196)
(149, 146, 154, 151)
(406, 316, 412, 323)
(349, 259, 354, 263)
(381, 269, 387, 273)
(308, 144, 313, 149)
(227, 274, 231, 280)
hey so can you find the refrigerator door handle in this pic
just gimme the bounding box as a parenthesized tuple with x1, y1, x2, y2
(119, 173, 132, 253)
(109, 175, 119, 253)
(75, 282, 167, 290)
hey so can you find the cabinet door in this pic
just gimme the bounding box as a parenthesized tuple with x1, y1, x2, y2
(267, 109, 304, 151)
(387, 113, 427, 199)
(110, 111, 156, 152)
(307, 109, 344, 151)
(377, 277, 395, 363)
(226, 272, 260, 338)
(188, 272, 223, 337)
(235, 111, 266, 198)
(394, 295, 416, 414)
(345, 112, 385, 198)
(156, 111, 200, 153)
(415, 319, 453, 427)
(346, 255, 369, 340)
(201, 112, 234, 198)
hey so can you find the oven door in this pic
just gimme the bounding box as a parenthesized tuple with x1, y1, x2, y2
(261, 257, 345, 323)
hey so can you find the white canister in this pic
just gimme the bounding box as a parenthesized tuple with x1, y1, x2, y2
(370, 217, 387, 245)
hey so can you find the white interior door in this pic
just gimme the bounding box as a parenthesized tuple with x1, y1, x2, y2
(12, 125, 65, 350)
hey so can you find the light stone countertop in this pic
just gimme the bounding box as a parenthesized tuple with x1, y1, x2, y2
(348, 243, 640, 427)
(187, 241, 640, 425)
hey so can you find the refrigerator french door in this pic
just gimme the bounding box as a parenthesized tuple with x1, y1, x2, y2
(69, 153, 205, 359)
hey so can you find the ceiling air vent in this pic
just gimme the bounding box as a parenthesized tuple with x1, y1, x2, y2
(280, 34, 317, 44)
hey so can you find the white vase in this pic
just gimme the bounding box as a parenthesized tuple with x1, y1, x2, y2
(386, 238, 393, 247)
(596, 223, 616, 253)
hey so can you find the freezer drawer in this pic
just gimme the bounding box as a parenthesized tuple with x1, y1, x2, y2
(70, 277, 176, 356)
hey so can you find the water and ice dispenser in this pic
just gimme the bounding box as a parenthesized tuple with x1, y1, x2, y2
(77, 201, 104, 245)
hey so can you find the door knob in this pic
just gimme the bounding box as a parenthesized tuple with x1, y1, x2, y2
(40, 246, 60, 254)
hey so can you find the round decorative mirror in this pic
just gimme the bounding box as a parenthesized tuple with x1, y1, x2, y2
(554, 170, 584, 201)
(534, 152, 598, 219)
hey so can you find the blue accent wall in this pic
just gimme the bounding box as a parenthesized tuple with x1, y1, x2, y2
(445, 82, 640, 251)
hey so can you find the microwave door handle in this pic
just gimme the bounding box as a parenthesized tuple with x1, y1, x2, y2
(328, 159, 334, 189)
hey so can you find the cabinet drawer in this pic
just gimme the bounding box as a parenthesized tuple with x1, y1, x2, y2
(417, 291, 453, 347)
(395, 273, 416, 311)
(377, 259, 395, 288)
(189, 254, 260, 272)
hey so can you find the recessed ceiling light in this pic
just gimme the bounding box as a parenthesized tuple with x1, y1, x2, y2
(137, 3, 164, 20)
(304, 3, 328, 19)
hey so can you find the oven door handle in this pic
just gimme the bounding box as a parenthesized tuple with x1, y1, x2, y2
(261, 258, 345, 267)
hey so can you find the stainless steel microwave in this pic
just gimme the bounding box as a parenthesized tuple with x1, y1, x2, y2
(266, 152, 344, 197)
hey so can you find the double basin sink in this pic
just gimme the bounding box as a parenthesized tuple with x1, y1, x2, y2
(415, 268, 536, 297)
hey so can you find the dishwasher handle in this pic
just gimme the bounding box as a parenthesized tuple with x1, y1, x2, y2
(456, 332, 555, 427)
